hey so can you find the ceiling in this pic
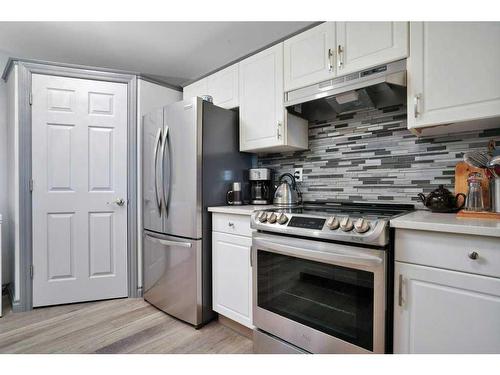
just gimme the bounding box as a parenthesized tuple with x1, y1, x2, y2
(0, 22, 316, 87)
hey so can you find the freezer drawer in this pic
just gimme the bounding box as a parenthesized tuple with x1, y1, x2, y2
(143, 231, 202, 326)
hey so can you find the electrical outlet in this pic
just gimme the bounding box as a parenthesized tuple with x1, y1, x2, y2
(294, 168, 303, 182)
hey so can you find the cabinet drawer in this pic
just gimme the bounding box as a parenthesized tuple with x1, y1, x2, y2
(395, 229, 500, 278)
(212, 213, 252, 237)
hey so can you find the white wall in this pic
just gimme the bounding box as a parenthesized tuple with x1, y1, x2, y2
(136, 79, 181, 289)
(0, 51, 11, 286)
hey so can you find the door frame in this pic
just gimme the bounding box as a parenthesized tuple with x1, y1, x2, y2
(14, 60, 139, 311)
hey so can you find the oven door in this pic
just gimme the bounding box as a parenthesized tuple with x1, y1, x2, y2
(252, 232, 386, 354)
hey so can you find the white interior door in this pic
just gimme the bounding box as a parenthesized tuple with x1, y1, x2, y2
(32, 74, 128, 307)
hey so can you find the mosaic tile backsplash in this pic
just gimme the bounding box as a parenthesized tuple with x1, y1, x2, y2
(257, 105, 500, 206)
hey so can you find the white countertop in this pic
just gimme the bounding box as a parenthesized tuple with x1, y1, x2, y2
(390, 210, 500, 238)
(208, 205, 275, 215)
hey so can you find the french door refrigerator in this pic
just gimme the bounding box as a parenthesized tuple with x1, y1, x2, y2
(142, 97, 252, 327)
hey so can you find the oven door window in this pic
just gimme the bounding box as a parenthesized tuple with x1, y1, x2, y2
(257, 250, 374, 351)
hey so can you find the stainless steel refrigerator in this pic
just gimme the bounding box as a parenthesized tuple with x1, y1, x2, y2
(142, 97, 252, 327)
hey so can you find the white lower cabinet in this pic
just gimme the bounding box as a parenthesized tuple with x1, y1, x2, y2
(212, 220, 253, 328)
(394, 262, 500, 354)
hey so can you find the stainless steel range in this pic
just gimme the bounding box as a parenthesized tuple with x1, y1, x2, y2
(250, 201, 413, 354)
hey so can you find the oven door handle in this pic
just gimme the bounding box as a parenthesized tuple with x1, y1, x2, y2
(252, 234, 384, 268)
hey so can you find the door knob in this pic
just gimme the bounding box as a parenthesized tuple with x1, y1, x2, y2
(111, 198, 126, 206)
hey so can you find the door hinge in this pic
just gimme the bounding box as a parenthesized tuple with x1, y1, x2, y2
(30, 265, 34, 279)
(29, 179, 34, 192)
(29, 92, 33, 106)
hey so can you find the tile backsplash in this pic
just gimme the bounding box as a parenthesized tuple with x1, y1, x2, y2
(257, 105, 500, 206)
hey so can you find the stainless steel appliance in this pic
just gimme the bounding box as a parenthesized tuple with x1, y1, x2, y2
(273, 173, 301, 207)
(284, 59, 406, 122)
(251, 202, 413, 353)
(142, 97, 252, 327)
(249, 168, 272, 205)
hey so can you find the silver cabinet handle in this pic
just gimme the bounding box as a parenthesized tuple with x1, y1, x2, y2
(337, 45, 344, 69)
(328, 48, 334, 72)
(147, 236, 192, 248)
(468, 251, 479, 260)
(276, 122, 282, 139)
(153, 128, 162, 214)
(398, 274, 404, 307)
(414, 94, 421, 118)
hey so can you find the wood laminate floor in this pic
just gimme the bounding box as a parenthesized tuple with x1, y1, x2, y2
(0, 295, 253, 354)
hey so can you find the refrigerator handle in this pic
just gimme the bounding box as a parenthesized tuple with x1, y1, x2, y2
(147, 235, 192, 248)
(153, 128, 163, 214)
(161, 125, 171, 217)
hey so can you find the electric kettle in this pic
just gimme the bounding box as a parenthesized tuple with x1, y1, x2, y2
(273, 173, 300, 207)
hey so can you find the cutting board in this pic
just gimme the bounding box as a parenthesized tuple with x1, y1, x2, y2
(454, 161, 490, 209)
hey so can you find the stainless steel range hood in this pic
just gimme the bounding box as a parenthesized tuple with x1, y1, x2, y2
(285, 59, 407, 122)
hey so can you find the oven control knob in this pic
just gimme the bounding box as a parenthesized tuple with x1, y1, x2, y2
(339, 217, 353, 232)
(326, 216, 340, 230)
(277, 213, 289, 225)
(354, 218, 370, 233)
(267, 212, 277, 224)
(257, 211, 267, 223)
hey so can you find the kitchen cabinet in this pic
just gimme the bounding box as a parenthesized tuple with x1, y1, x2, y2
(239, 43, 308, 153)
(284, 22, 408, 91)
(407, 22, 500, 130)
(182, 78, 208, 100)
(284, 22, 336, 92)
(206, 64, 239, 109)
(336, 22, 408, 75)
(394, 262, 500, 354)
(183, 64, 238, 109)
(212, 213, 253, 328)
(393, 229, 500, 353)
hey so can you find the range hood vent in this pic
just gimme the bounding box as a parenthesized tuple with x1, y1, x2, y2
(285, 59, 407, 122)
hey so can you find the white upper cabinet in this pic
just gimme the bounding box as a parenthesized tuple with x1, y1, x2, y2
(182, 78, 208, 100)
(284, 22, 408, 92)
(206, 64, 239, 109)
(408, 22, 500, 130)
(239, 43, 308, 153)
(183, 64, 238, 109)
(394, 262, 500, 354)
(284, 22, 336, 92)
(336, 22, 408, 75)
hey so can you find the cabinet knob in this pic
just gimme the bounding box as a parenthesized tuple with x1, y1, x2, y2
(468, 251, 479, 260)
(228, 222, 235, 228)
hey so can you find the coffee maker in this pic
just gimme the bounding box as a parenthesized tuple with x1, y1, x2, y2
(249, 168, 272, 205)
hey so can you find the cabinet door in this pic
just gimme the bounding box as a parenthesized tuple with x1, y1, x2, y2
(394, 262, 500, 353)
(336, 22, 408, 75)
(284, 22, 336, 91)
(207, 64, 239, 109)
(212, 231, 253, 328)
(239, 43, 285, 152)
(182, 78, 208, 100)
(408, 22, 500, 129)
